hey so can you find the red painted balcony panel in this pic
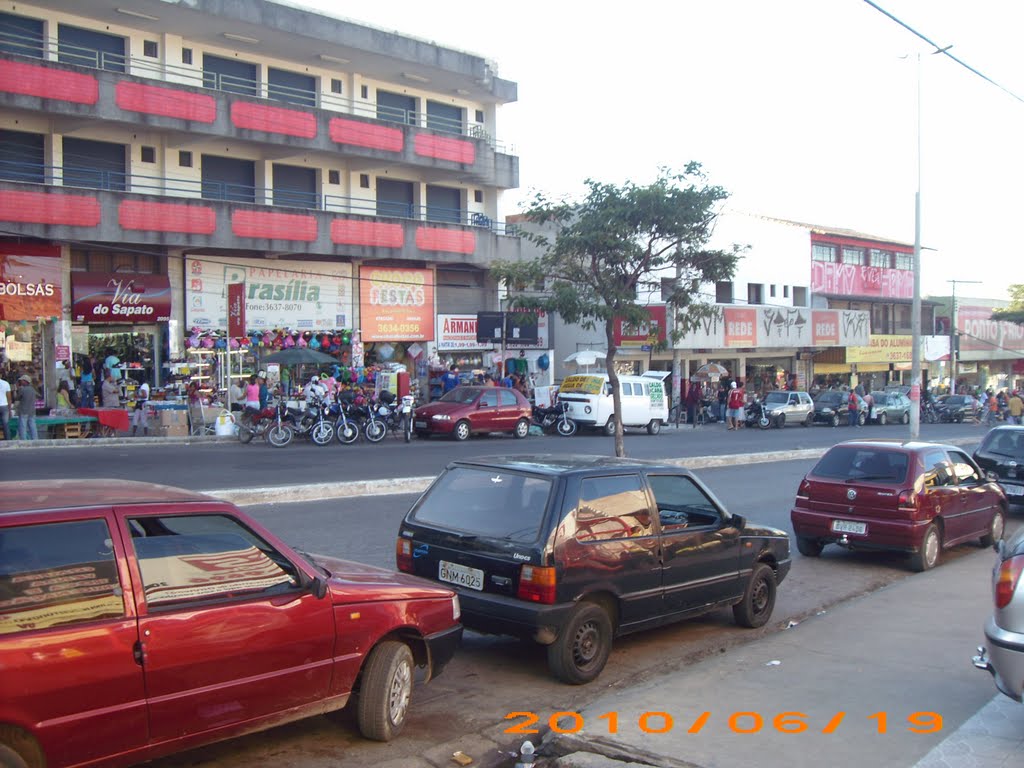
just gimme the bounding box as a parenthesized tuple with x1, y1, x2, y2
(231, 102, 317, 139)
(415, 227, 476, 254)
(116, 82, 216, 123)
(0, 190, 100, 226)
(119, 200, 217, 234)
(329, 118, 403, 152)
(0, 60, 97, 104)
(330, 219, 404, 248)
(232, 210, 318, 241)
(414, 134, 475, 164)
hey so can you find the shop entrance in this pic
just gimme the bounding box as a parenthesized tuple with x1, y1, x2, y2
(73, 324, 162, 396)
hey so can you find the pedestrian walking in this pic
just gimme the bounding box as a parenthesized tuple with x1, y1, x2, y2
(79, 356, 95, 408)
(130, 380, 150, 436)
(15, 374, 38, 441)
(685, 382, 703, 428)
(717, 382, 728, 423)
(985, 392, 1000, 426)
(848, 390, 860, 428)
(1008, 391, 1023, 425)
(726, 381, 744, 430)
(0, 374, 12, 441)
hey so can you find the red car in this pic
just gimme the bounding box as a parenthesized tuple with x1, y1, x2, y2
(414, 385, 533, 441)
(0, 480, 462, 768)
(791, 440, 1007, 571)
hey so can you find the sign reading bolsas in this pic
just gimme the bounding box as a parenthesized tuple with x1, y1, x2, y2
(360, 266, 435, 342)
(0, 246, 62, 321)
(72, 273, 172, 323)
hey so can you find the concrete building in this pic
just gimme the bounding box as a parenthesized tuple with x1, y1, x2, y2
(0, 0, 520, 403)
(927, 295, 1024, 393)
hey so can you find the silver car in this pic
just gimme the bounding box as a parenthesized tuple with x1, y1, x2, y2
(762, 391, 814, 428)
(974, 525, 1024, 701)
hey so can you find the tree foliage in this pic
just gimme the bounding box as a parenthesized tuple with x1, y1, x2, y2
(490, 164, 741, 457)
(992, 284, 1024, 325)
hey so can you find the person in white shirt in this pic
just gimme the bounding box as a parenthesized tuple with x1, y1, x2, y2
(304, 376, 327, 402)
(229, 378, 246, 412)
(131, 381, 150, 436)
(0, 376, 11, 440)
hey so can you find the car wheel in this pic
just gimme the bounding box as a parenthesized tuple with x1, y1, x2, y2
(830, 413, 840, 428)
(980, 509, 1006, 548)
(355, 641, 414, 742)
(775, 413, 786, 429)
(901, 411, 910, 425)
(603, 418, 616, 437)
(733, 562, 777, 628)
(910, 523, 941, 572)
(547, 602, 613, 685)
(646, 419, 662, 435)
(858, 412, 867, 427)
(453, 420, 471, 441)
(796, 536, 823, 557)
(0, 745, 28, 768)
(803, 412, 813, 427)
(513, 418, 530, 439)
(878, 412, 887, 426)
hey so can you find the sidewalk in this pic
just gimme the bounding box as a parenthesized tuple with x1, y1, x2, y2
(545, 547, 1021, 768)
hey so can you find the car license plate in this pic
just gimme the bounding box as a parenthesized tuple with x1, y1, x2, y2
(1005, 485, 1024, 496)
(415, 420, 427, 429)
(832, 519, 867, 535)
(439, 560, 484, 591)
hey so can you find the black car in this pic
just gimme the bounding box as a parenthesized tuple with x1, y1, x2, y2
(936, 394, 981, 423)
(396, 455, 791, 684)
(974, 426, 1024, 503)
(812, 391, 866, 427)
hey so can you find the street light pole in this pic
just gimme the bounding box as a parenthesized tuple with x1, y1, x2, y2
(948, 278, 982, 395)
(910, 53, 922, 439)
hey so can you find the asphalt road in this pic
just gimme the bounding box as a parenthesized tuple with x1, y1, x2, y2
(147, 452, 1013, 768)
(0, 420, 989, 491)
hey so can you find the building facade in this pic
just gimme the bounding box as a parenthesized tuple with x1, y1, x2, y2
(0, 0, 520, 403)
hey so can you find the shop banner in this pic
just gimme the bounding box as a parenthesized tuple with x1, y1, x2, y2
(72, 273, 171, 323)
(505, 310, 551, 349)
(723, 308, 757, 347)
(227, 282, 246, 338)
(661, 305, 869, 350)
(437, 314, 494, 351)
(810, 261, 914, 300)
(185, 256, 353, 331)
(812, 310, 840, 345)
(0, 251, 62, 321)
(957, 305, 1024, 357)
(614, 305, 667, 347)
(359, 266, 434, 341)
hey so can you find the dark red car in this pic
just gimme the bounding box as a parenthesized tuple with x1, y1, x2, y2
(0, 480, 462, 768)
(791, 440, 1007, 571)
(414, 385, 533, 440)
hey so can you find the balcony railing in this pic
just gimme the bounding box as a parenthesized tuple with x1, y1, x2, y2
(0, 31, 515, 153)
(0, 160, 520, 235)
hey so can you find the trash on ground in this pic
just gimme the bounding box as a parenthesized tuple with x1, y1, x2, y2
(451, 751, 474, 766)
(765, 660, 782, 666)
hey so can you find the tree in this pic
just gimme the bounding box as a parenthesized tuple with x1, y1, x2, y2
(491, 164, 741, 457)
(992, 284, 1024, 325)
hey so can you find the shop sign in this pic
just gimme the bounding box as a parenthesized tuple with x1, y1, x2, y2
(185, 256, 353, 331)
(436, 314, 494, 351)
(3, 336, 32, 361)
(810, 261, 913, 300)
(957, 305, 1024, 357)
(227, 282, 246, 338)
(614, 305, 667, 347)
(723, 308, 757, 347)
(846, 335, 914, 364)
(0, 251, 62, 321)
(359, 266, 434, 342)
(55, 345, 70, 361)
(505, 309, 550, 349)
(72, 273, 171, 323)
(672, 305, 869, 349)
(812, 311, 840, 345)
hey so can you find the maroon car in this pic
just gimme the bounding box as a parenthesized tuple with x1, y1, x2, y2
(414, 385, 533, 441)
(791, 440, 1007, 571)
(0, 480, 462, 768)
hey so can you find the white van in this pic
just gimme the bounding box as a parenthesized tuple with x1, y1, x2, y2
(556, 373, 668, 435)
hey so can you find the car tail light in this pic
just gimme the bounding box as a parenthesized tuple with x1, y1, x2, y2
(796, 478, 811, 501)
(396, 538, 413, 573)
(996, 555, 1024, 609)
(897, 489, 917, 513)
(517, 564, 556, 604)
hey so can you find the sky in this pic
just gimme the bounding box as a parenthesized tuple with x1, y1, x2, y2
(297, 0, 1023, 303)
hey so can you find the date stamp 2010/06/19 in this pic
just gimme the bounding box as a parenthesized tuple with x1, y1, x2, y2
(504, 710, 943, 736)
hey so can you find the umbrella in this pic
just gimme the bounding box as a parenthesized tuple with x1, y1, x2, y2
(690, 362, 730, 382)
(564, 350, 607, 367)
(260, 348, 338, 365)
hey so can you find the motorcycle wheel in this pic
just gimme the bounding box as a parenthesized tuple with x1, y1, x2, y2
(759, 416, 770, 430)
(311, 421, 334, 446)
(404, 415, 412, 443)
(556, 417, 577, 437)
(365, 419, 387, 443)
(336, 420, 360, 445)
(238, 420, 254, 444)
(266, 424, 294, 448)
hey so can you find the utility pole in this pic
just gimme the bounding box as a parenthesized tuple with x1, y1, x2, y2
(947, 279, 981, 394)
(909, 53, 922, 440)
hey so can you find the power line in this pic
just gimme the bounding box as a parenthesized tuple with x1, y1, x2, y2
(862, 0, 1024, 104)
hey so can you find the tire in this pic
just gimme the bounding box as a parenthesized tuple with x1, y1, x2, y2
(878, 412, 887, 426)
(453, 420, 471, 441)
(775, 413, 786, 429)
(858, 412, 867, 427)
(355, 641, 414, 742)
(796, 536, 823, 557)
(546, 602, 613, 685)
(513, 418, 530, 439)
(311, 421, 334, 446)
(803, 412, 813, 427)
(733, 562, 777, 628)
(556, 418, 577, 437)
(980, 509, 1006, 548)
(646, 419, 662, 435)
(364, 419, 387, 443)
(0, 744, 29, 768)
(910, 523, 941, 572)
(238, 419, 254, 444)
(759, 416, 770, 430)
(603, 418, 617, 437)
(336, 420, 359, 445)
(266, 424, 293, 448)
(901, 411, 910, 425)
(404, 416, 413, 443)
(830, 413, 840, 428)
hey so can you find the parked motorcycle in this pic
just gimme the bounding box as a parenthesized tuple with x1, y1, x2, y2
(375, 390, 417, 442)
(532, 400, 577, 436)
(285, 397, 335, 446)
(237, 400, 293, 448)
(920, 399, 939, 424)
(745, 398, 773, 430)
(326, 396, 360, 445)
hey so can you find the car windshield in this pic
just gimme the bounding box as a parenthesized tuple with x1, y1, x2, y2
(410, 467, 553, 543)
(765, 392, 790, 404)
(870, 392, 888, 404)
(812, 447, 910, 483)
(979, 430, 1024, 459)
(814, 393, 843, 406)
(439, 387, 479, 405)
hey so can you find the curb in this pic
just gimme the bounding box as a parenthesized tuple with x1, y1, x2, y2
(211, 436, 982, 505)
(0, 435, 234, 449)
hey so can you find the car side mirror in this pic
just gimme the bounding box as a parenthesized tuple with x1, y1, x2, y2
(986, 470, 999, 482)
(311, 574, 328, 600)
(731, 514, 746, 530)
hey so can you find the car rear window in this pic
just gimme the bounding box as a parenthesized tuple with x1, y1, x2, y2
(812, 447, 910, 483)
(979, 430, 1024, 460)
(815, 393, 842, 405)
(410, 467, 553, 543)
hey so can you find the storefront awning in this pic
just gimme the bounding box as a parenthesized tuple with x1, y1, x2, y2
(813, 363, 854, 374)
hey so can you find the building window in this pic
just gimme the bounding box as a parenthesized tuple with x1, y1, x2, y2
(870, 249, 892, 268)
(330, 78, 342, 94)
(71, 248, 161, 274)
(0, 12, 45, 60)
(842, 247, 865, 265)
(361, 85, 368, 99)
(143, 40, 158, 58)
(58, 24, 126, 73)
(473, 189, 483, 203)
(894, 252, 912, 270)
(769, 284, 776, 298)
(426, 100, 463, 133)
(178, 150, 192, 167)
(203, 53, 257, 96)
(359, 173, 370, 189)
(140, 146, 155, 163)
(812, 243, 836, 262)
(181, 47, 192, 65)
(783, 285, 790, 298)
(871, 303, 890, 334)
(747, 283, 764, 305)
(793, 286, 808, 306)
(715, 281, 733, 303)
(896, 304, 912, 332)
(328, 169, 340, 185)
(475, 109, 485, 123)
(268, 67, 316, 108)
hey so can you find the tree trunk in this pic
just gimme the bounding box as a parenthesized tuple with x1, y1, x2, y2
(605, 319, 625, 458)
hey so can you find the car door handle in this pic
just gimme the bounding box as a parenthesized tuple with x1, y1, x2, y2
(133, 640, 145, 666)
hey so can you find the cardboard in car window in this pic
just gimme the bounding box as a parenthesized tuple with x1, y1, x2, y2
(0, 561, 123, 634)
